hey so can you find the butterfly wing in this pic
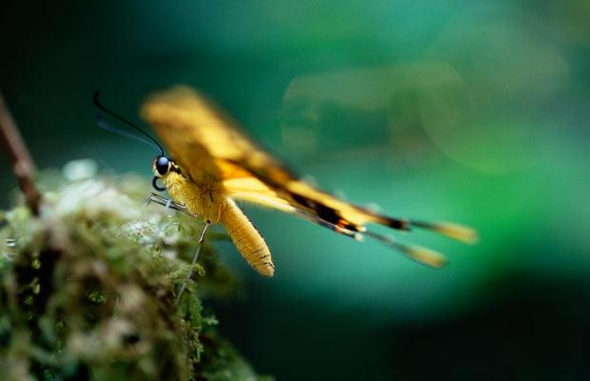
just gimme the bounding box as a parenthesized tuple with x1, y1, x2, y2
(143, 86, 382, 223)
(142, 86, 477, 267)
(142, 86, 294, 183)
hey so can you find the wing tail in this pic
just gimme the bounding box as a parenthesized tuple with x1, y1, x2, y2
(409, 220, 478, 243)
(356, 210, 477, 268)
(373, 214, 478, 244)
(364, 230, 448, 268)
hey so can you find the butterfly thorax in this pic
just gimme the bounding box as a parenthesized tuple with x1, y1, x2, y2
(160, 168, 227, 224)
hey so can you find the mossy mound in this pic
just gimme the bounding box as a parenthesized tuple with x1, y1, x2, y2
(0, 161, 270, 381)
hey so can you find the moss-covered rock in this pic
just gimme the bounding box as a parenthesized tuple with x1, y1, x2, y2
(0, 161, 271, 381)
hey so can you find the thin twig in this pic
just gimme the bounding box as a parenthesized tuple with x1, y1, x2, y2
(0, 92, 41, 216)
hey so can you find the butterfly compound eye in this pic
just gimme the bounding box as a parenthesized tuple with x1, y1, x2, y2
(155, 156, 170, 175)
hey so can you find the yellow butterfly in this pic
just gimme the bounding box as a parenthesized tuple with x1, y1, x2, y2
(126, 85, 476, 278)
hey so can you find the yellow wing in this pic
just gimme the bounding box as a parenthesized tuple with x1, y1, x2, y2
(141, 85, 477, 267)
(142, 86, 292, 182)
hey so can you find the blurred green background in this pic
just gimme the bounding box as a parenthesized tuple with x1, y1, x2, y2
(1, 1, 589, 379)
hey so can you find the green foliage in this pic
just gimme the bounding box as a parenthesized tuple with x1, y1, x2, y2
(0, 165, 270, 381)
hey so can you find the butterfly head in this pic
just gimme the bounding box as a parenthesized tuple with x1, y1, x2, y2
(153, 156, 171, 176)
(152, 155, 173, 191)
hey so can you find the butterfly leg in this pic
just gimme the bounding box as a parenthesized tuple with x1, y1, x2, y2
(141, 192, 197, 218)
(175, 222, 210, 305)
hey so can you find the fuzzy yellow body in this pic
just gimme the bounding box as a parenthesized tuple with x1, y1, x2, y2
(163, 172, 274, 277)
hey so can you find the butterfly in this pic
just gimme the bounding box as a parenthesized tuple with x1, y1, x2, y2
(121, 85, 477, 279)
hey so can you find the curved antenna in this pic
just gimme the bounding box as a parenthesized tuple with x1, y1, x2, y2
(93, 91, 164, 156)
(95, 115, 163, 153)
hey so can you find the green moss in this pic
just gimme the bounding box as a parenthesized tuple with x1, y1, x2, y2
(0, 162, 271, 381)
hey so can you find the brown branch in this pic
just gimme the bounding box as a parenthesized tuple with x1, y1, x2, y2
(0, 92, 41, 216)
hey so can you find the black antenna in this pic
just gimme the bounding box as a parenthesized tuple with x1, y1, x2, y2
(95, 115, 164, 152)
(93, 91, 164, 156)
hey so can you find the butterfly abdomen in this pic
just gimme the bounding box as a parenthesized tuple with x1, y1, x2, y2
(221, 198, 275, 277)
